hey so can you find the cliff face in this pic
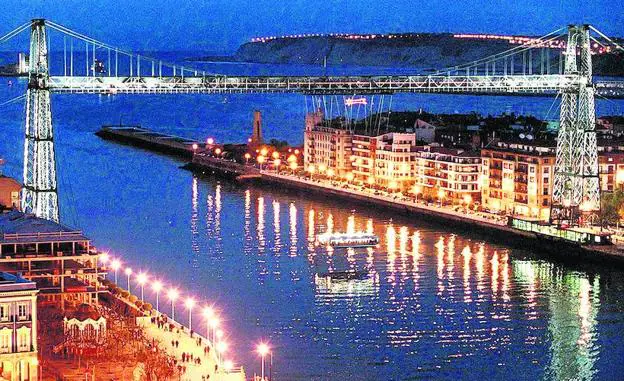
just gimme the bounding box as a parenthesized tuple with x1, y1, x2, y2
(229, 34, 624, 76)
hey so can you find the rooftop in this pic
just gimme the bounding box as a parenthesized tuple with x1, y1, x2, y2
(0, 210, 89, 244)
(0, 271, 37, 292)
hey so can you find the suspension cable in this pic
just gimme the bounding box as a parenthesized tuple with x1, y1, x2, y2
(431, 27, 567, 76)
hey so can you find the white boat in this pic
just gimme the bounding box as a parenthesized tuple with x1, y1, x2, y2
(317, 232, 379, 248)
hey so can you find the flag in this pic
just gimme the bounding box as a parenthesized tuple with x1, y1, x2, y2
(345, 97, 367, 106)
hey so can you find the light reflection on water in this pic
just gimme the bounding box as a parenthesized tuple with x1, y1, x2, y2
(186, 177, 621, 380)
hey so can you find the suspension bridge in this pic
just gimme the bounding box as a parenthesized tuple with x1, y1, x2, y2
(1, 19, 623, 226)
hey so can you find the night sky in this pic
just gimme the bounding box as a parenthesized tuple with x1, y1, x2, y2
(0, 0, 622, 52)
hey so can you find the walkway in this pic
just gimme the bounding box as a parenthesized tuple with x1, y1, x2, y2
(137, 314, 245, 381)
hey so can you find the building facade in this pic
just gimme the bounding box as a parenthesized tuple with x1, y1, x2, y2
(0, 177, 20, 211)
(0, 211, 103, 306)
(481, 141, 555, 220)
(598, 144, 624, 192)
(303, 111, 353, 177)
(414, 146, 481, 204)
(0, 272, 38, 381)
(369, 133, 418, 191)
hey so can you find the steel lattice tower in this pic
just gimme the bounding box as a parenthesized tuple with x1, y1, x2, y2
(551, 25, 599, 225)
(21, 19, 59, 222)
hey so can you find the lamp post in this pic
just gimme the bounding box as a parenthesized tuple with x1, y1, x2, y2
(273, 158, 281, 173)
(98, 252, 109, 274)
(111, 259, 121, 284)
(216, 341, 227, 366)
(185, 297, 195, 330)
(289, 161, 297, 175)
(124, 268, 132, 292)
(257, 155, 265, 171)
(257, 343, 270, 381)
(209, 316, 220, 343)
(202, 306, 214, 339)
(244, 153, 251, 165)
(152, 280, 163, 311)
(137, 272, 147, 302)
(192, 143, 198, 157)
(438, 189, 446, 208)
(167, 288, 179, 321)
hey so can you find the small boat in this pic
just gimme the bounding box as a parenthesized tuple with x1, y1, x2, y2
(317, 232, 379, 248)
(316, 269, 369, 280)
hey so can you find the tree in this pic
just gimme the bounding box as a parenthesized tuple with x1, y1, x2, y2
(600, 189, 624, 227)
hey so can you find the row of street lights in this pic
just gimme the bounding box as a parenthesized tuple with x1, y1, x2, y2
(99, 252, 274, 378)
(100, 253, 232, 367)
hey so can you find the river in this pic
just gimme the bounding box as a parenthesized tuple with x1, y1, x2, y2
(0, 59, 623, 380)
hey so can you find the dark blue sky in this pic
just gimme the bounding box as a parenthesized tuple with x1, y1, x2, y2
(1, 0, 622, 52)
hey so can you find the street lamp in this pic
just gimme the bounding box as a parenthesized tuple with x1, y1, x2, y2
(463, 194, 473, 212)
(273, 158, 281, 172)
(289, 161, 298, 175)
(98, 252, 109, 279)
(152, 280, 163, 311)
(223, 360, 234, 372)
(209, 316, 220, 343)
(257, 343, 270, 381)
(216, 341, 227, 365)
(137, 272, 148, 302)
(99, 252, 109, 267)
(271, 151, 280, 160)
(257, 155, 266, 170)
(124, 268, 132, 292)
(167, 288, 179, 321)
(438, 189, 446, 207)
(192, 143, 198, 158)
(244, 153, 251, 164)
(185, 297, 195, 330)
(206, 137, 214, 146)
(111, 259, 121, 284)
(202, 306, 214, 339)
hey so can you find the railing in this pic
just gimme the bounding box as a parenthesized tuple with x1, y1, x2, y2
(46, 74, 583, 95)
(3, 231, 84, 240)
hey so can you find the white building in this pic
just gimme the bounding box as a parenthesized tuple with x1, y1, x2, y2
(370, 133, 418, 191)
(303, 111, 353, 177)
(414, 119, 437, 143)
(0, 272, 38, 381)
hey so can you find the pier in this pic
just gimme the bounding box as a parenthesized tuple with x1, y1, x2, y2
(96, 126, 262, 181)
(96, 126, 201, 159)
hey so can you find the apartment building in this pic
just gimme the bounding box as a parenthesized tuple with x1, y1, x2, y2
(303, 111, 352, 177)
(414, 146, 481, 204)
(370, 133, 418, 191)
(481, 140, 555, 220)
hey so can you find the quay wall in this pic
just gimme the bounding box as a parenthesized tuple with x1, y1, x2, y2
(259, 172, 624, 266)
(96, 127, 196, 159)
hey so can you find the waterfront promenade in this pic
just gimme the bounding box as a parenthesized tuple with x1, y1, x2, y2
(137, 315, 245, 381)
(109, 288, 246, 381)
(259, 170, 624, 263)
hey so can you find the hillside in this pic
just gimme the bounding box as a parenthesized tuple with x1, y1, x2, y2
(194, 33, 624, 76)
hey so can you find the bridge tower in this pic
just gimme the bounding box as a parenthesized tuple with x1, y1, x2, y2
(21, 19, 59, 222)
(551, 25, 599, 225)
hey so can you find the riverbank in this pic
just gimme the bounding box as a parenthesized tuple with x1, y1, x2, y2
(257, 171, 624, 265)
(94, 125, 624, 265)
